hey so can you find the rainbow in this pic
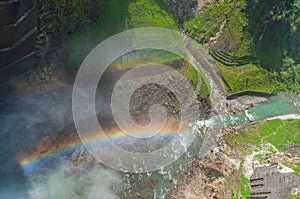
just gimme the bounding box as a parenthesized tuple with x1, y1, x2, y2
(18, 126, 183, 173)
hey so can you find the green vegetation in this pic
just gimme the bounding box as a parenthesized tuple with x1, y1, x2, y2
(254, 153, 265, 162)
(199, 77, 210, 97)
(218, 63, 283, 93)
(267, 145, 277, 153)
(284, 162, 300, 176)
(278, 56, 300, 91)
(288, 193, 300, 199)
(256, 119, 300, 150)
(179, 61, 199, 88)
(179, 61, 210, 97)
(37, 0, 105, 37)
(225, 119, 300, 178)
(247, 0, 300, 69)
(52, 0, 104, 28)
(184, 0, 300, 93)
(65, 0, 178, 69)
(184, 0, 252, 57)
(239, 174, 251, 198)
(64, 0, 211, 98)
(226, 119, 300, 152)
(110, 50, 180, 70)
(110, 49, 210, 97)
(225, 119, 300, 197)
(230, 165, 251, 198)
(63, 0, 300, 93)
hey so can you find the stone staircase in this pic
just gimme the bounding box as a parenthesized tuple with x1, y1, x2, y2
(248, 166, 300, 199)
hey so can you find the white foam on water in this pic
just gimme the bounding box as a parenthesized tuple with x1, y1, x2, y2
(195, 115, 220, 128)
(245, 110, 255, 121)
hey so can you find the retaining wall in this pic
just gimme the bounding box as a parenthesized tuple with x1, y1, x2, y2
(226, 90, 271, 100)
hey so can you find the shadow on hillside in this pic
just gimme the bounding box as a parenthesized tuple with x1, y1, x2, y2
(65, 0, 130, 70)
(244, 0, 300, 71)
(165, 0, 199, 25)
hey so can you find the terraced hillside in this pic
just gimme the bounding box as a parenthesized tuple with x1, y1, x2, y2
(184, 0, 300, 93)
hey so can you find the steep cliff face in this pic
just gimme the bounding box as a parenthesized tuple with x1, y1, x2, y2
(165, 0, 215, 26)
(0, 0, 105, 98)
(64, 0, 178, 70)
(165, 0, 198, 25)
(246, 0, 300, 70)
(36, 0, 105, 61)
(0, 0, 38, 99)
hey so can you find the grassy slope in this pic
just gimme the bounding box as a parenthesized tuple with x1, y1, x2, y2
(184, 0, 300, 93)
(225, 119, 300, 198)
(225, 119, 300, 175)
(65, 0, 210, 96)
(218, 63, 283, 93)
(65, 0, 178, 69)
(179, 61, 210, 96)
(225, 119, 300, 154)
(184, 0, 252, 57)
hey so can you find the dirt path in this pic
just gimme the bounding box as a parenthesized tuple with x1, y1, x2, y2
(186, 41, 226, 96)
(185, 40, 227, 113)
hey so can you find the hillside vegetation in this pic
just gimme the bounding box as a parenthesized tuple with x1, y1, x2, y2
(65, 0, 300, 93)
(65, 0, 210, 97)
(65, 0, 178, 69)
(184, 0, 300, 92)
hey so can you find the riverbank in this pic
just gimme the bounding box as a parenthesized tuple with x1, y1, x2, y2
(266, 114, 300, 121)
(168, 91, 300, 198)
(171, 119, 300, 198)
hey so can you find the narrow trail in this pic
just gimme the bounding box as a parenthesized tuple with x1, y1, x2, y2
(185, 40, 227, 113)
(186, 42, 226, 96)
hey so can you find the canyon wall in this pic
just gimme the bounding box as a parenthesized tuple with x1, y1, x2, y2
(0, 0, 104, 99)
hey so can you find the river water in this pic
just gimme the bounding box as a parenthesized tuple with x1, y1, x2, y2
(196, 91, 300, 128)
(0, 91, 299, 199)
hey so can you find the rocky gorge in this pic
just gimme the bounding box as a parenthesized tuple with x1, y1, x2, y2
(1, 0, 300, 199)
